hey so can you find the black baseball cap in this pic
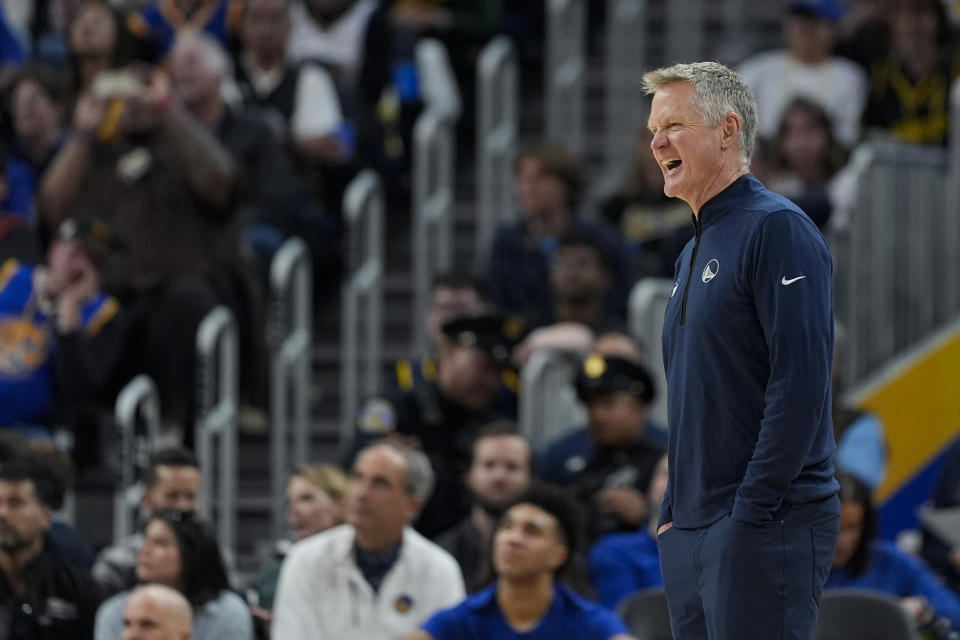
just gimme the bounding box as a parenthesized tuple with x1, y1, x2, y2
(441, 314, 526, 367)
(575, 354, 655, 404)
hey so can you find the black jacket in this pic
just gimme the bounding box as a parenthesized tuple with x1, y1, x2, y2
(0, 548, 102, 640)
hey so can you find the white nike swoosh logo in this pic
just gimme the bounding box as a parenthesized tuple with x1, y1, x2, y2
(781, 275, 806, 285)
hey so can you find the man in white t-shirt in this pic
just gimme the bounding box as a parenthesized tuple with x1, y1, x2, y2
(237, 0, 348, 162)
(272, 442, 466, 640)
(738, 0, 866, 147)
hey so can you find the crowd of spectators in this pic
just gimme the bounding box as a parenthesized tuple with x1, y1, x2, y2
(1, 0, 960, 638)
(0, 0, 517, 452)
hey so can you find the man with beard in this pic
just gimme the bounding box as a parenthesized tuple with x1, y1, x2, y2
(0, 455, 101, 639)
(435, 422, 532, 590)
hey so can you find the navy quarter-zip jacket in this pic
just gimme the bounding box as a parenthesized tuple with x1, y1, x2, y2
(659, 174, 839, 529)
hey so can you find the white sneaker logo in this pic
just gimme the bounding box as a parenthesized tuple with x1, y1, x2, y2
(701, 259, 719, 283)
(781, 275, 806, 285)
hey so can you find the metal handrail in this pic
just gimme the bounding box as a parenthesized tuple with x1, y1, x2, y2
(411, 110, 455, 356)
(268, 237, 313, 540)
(339, 170, 385, 453)
(112, 374, 162, 544)
(665, 0, 704, 67)
(518, 349, 586, 452)
(834, 140, 953, 386)
(601, 0, 647, 197)
(195, 306, 238, 565)
(415, 38, 463, 123)
(545, 0, 585, 154)
(946, 79, 960, 314)
(627, 278, 675, 430)
(475, 36, 519, 270)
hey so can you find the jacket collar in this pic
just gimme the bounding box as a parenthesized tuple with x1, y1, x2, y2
(696, 174, 762, 230)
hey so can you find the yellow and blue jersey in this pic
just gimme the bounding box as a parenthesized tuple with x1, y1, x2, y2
(127, 0, 242, 60)
(0, 259, 118, 427)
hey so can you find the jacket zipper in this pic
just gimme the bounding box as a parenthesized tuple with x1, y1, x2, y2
(680, 215, 702, 325)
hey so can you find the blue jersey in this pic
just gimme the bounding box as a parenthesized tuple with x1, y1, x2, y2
(127, 0, 241, 59)
(588, 528, 662, 609)
(0, 4, 24, 67)
(660, 174, 838, 529)
(827, 540, 960, 630)
(0, 260, 117, 427)
(422, 582, 629, 640)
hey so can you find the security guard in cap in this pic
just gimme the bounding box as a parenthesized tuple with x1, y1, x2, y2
(352, 314, 524, 538)
(394, 273, 519, 416)
(539, 353, 666, 541)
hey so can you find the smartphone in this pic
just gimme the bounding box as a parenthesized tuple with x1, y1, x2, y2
(92, 69, 142, 99)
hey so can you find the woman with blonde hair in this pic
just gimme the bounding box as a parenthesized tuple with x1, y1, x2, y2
(248, 464, 348, 632)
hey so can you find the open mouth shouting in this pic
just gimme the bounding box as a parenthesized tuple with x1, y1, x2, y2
(663, 158, 682, 174)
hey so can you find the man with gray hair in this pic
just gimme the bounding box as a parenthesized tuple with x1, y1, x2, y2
(272, 442, 465, 639)
(168, 28, 313, 252)
(645, 61, 839, 639)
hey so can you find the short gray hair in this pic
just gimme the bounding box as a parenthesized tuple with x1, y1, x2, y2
(360, 441, 435, 503)
(169, 29, 233, 80)
(643, 61, 758, 163)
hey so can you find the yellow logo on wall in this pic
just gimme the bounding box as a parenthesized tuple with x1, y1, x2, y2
(0, 318, 50, 380)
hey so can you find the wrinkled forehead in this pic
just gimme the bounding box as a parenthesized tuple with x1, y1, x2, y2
(647, 81, 702, 128)
(354, 446, 408, 482)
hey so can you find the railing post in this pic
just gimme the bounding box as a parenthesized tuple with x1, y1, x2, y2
(602, 0, 647, 197)
(518, 349, 585, 453)
(665, 0, 704, 64)
(411, 110, 455, 356)
(415, 38, 463, 123)
(339, 170, 385, 455)
(838, 142, 949, 387)
(475, 36, 519, 270)
(195, 306, 238, 566)
(627, 278, 675, 430)
(268, 237, 313, 541)
(113, 375, 162, 544)
(545, 0, 585, 154)
(848, 145, 880, 384)
(946, 80, 960, 316)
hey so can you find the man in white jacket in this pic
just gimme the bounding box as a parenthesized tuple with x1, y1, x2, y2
(272, 442, 466, 639)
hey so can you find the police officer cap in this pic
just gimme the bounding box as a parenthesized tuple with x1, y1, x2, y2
(575, 354, 655, 404)
(441, 314, 525, 366)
